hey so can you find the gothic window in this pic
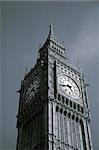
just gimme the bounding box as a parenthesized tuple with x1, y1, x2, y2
(78, 104, 80, 112)
(68, 112, 71, 118)
(62, 96, 64, 103)
(60, 113, 63, 141)
(80, 120, 87, 150)
(70, 101, 72, 108)
(69, 119, 73, 145)
(69, 117, 83, 149)
(55, 106, 60, 140)
(64, 111, 67, 116)
(72, 121, 76, 147)
(57, 111, 60, 139)
(76, 122, 81, 150)
(56, 106, 59, 112)
(81, 107, 84, 114)
(72, 114, 75, 120)
(73, 102, 76, 110)
(66, 98, 69, 105)
(71, 121, 74, 147)
(58, 93, 61, 101)
(60, 108, 63, 114)
(76, 117, 79, 122)
(71, 120, 75, 147)
(64, 117, 68, 144)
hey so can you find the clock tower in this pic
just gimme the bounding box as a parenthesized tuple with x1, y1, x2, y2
(16, 23, 93, 150)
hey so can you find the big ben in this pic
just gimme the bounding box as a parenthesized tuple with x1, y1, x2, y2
(16, 23, 93, 150)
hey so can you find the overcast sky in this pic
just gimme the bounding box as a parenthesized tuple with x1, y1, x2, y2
(1, 1, 99, 150)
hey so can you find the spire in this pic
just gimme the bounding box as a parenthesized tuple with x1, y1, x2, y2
(48, 21, 55, 40)
(47, 21, 66, 54)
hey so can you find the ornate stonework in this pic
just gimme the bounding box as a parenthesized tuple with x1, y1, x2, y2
(16, 23, 93, 150)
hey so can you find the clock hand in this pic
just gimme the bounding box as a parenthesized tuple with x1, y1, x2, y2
(60, 84, 67, 86)
(60, 84, 73, 92)
(67, 84, 71, 89)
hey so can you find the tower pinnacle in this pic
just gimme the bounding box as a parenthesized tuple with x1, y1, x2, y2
(49, 21, 55, 40)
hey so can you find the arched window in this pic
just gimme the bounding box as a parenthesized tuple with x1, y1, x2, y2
(78, 104, 80, 111)
(60, 108, 63, 114)
(68, 112, 71, 118)
(70, 101, 72, 107)
(62, 96, 64, 103)
(56, 106, 59, 112)
(72, 114, 75, 120)
(81, 107, 84, 114)
(76, 117, 79, 122)
(73, 102, 76, 109)
(66, 98, 68, 105)
(64, 111, 67, 116)
(58, 93, 61, 101)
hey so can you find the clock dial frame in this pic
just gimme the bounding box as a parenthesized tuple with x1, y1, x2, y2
(24, 76, 40, 102)
(58, 74, 80, 99)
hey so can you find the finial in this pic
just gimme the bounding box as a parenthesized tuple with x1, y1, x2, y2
(77, 62, 82, 72)
(62, 41, 64, 45)
(25, 67, 28, 75)
(38, 43, 41, 57)
(37, 50, 40, 60)
(49, 20, 55, 39)
(39, 43, 41, 48)
(85, 83, 90, 87)
(17, 89, 21, 93)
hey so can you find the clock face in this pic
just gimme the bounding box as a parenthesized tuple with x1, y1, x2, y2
(25, 76, 40, 102)
(58, 75, 80, 99)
